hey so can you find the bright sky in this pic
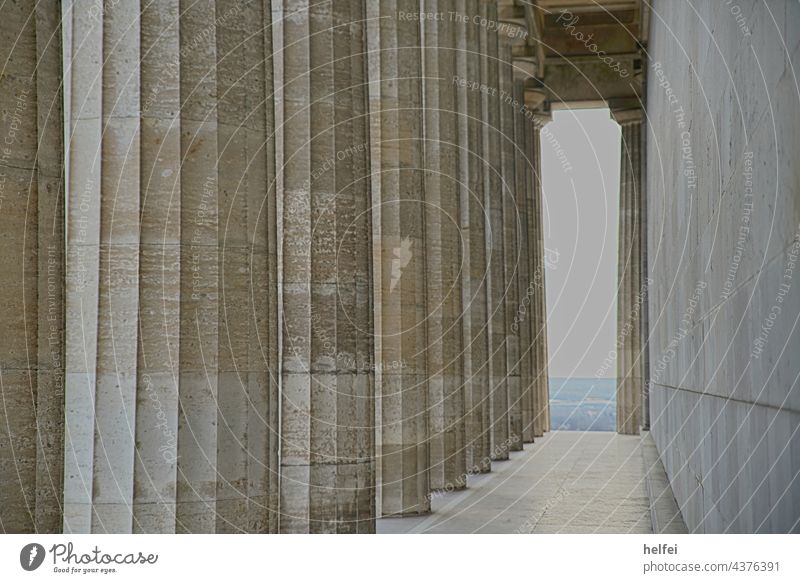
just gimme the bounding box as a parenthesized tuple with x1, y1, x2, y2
(540, 108, 621, 379)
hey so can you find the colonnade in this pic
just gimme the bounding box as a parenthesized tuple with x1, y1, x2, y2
(614, 109, 645, 435)
(0, 0, 550, 533)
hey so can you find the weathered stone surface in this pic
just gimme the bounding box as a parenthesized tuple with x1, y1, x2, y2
(62, 0, 279, 534)
(423, 0, 467, 492)
(647, 0, 800, 533)
(458, 0, 492, 474)
(278, 0, 375, 533)
(481, 0, 511, 461)
(614, 110, 644, 436)
(369, 0, 431, 517)
(0, 0, 64, 534)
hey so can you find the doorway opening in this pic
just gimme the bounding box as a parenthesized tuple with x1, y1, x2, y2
(540, 107, 621, 431)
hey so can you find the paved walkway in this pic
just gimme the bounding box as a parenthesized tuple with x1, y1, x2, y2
(378, 431, 687, 534)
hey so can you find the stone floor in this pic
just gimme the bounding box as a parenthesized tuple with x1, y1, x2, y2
(378, 431, 687, 534)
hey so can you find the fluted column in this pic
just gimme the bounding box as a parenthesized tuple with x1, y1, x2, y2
(530, 113, 550, 437)
(63, 0, 278, 534)
(369, 0, 430, 516)
(514, 83, 534, 444)
(422, 0, 466, 492)
(479, 0, 509, 461)
(499, 36, 522, 451)
(210, 1, 279, 534)
(614, 109, 644, 435)
(458, 0, 491, 474)
(0, 0, 64, 533)
(280, 0, 375, 532)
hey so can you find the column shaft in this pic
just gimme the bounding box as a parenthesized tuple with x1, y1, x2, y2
(423, 0, 467, 492)
(0, 0, 65, 533)
(459, 0, 492, 474)
(531, 116, 549, 436)
(480, 0, 510, 461)
(280, 0, 375, 533)
(515, 88, 534, 444)
(378, 0, 430, 516)
(615, 111, 643, 435)
(63, 0, 279, 533)
(499, 38, 522, 451)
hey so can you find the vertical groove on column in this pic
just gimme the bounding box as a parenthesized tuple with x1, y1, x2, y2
(260, 2, 281, 535)
(175, 0, 220, 533)
(0, 0, 65, 534)
(280, 0, 375, 533)
(459, 0, 491, 474)
(480, 0, 509, 461)
(74, 0, 142, 534)
(135, 0, 181, 533)
(630, 122, 642, 433)
(213, 0, 278, 533)
(639, 115, 650, 431)
(34, 1, 66, 533)
(499, 37, 521, 451)
(423, 0, 466, 492)
(64, 0, 103, 534)
(331, 0, 375, 532)
(348, 0, 376, 529)
(62, 0, 279, 533)
(373, 0, 430, 516)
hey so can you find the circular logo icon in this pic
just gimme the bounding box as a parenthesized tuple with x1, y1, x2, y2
(20, 543, 46, 571)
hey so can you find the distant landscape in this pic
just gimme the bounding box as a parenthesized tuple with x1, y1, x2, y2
(549, 377, 616, 431)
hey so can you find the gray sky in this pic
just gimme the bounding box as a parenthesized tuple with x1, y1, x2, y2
(540, 108, 620, 379)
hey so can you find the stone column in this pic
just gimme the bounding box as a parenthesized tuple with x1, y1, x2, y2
(368, 0, 430, 517)
(530, 112, 550, 437)
(499, 36, 522, 451)
(458, 0, 491, 474)
(210, 1, 279, 534)
(63, 0, 278, 534)
(0, 0, 64, 534)
(479, 0, 509, 461)
(280, 0, 375, 533)
(514, 83, 534, 444)
(614, 109, 644, 435)
(422, 0, 467, 492)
